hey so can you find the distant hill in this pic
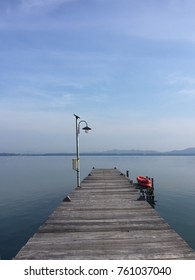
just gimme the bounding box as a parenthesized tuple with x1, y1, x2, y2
(0, 153, 20, 156)
(166, 147, 195, 155)
(1, 147, 195, 156)
(101, 149, 159, 155)
(102, 147, 195, 155)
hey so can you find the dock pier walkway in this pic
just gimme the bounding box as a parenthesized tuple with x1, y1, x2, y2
(14, 168, 195, 259)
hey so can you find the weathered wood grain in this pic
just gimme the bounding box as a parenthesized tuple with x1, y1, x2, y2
(14, 168, 195, 260)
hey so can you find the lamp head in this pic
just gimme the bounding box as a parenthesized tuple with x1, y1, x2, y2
(82, 126, 92, 133)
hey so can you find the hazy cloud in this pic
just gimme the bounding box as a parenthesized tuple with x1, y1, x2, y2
(1, 0, 195, 41)
(168, 74, 195, 85)
(178, 89, 195, 96)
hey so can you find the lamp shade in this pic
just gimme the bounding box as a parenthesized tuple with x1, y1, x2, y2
(82, 125, 92, 132)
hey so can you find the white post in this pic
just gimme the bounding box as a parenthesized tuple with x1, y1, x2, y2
(73, 114, 91, 188)
(74, 114, 80, 187)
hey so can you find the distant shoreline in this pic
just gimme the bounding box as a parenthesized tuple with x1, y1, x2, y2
(1, 152, 195, 156)
(2, 147, 195, 156)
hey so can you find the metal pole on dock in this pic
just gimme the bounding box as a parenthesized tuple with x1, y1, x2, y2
(73, 114, 92, 187)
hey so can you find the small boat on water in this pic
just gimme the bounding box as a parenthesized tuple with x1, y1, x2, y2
(136, 176, 152, 188)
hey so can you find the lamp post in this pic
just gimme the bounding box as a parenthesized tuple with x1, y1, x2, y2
(73, 114, 91, 187)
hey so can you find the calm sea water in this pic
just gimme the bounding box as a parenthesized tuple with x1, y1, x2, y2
(0, 155, 195, 260)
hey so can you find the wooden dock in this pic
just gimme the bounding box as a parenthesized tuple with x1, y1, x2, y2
(14, 168, 195, 259)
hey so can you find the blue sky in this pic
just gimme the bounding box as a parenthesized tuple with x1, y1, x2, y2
(1, 0, 195, 153)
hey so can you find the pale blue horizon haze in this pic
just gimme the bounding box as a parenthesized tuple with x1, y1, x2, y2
(1, 0, 195, 153)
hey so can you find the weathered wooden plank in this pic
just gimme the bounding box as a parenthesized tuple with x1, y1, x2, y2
(14, 168, 195, 260)
(17, 243, 193, 257)
(26, 230, 185, 243)
(15, 248, 195, 260)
